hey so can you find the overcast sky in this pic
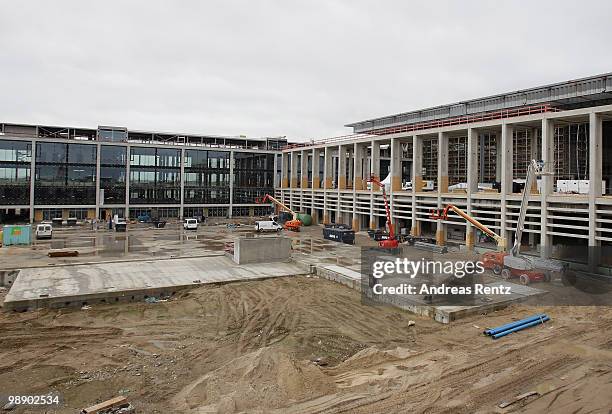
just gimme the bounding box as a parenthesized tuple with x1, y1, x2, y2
(1, 1, 611, 141)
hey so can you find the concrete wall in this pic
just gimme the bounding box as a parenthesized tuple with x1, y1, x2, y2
(233, 236, 291, 264)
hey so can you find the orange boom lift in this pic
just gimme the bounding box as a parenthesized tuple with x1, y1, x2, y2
(256, 194, 302, 232)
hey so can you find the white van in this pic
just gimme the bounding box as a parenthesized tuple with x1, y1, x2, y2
(184, 218, 198, 230)
(255, 220, 282, 232)
(35, 223, 53, 239)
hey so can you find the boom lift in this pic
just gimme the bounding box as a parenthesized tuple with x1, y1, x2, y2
(430, 160, 564, 284)
(367, 176, 399, 249)
(256, 194, 302, 232)
(430, 204, 506, 250)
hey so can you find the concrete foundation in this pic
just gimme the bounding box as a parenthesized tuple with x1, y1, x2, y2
(3, 255, 307, 311)
(232, 236, 291, 264)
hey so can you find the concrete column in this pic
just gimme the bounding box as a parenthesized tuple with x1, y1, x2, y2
(495, 134, 502, 182)
(500, 123, 514, 247)
(323, 146, 332, 224)
(281, 153, 289, 188)
(273, 153, 279, 188)
(290, 151, 298, 188)
(436, 132, 448, 246)
(338, 145, 347, 190)
(228, 150, 234, 218)
(29, 139, 36, 223)
(540, 118, 554, 258)
(95, 143, 101, 220)
(353, 142, 364, 190)
(179, 148, 185, 220)
(370, 140, 380, 229)
(125, 146, 131, 219)
(411, 135, 421, 236)
(347, 147, 353, 189)
(352, 142, 364, 231)
(312, 148, 321, 189)
(300, 149, 309, 189)
(466, 128, 479, 250)
(323, 147, 333, 189)
(390, 137, 402, 191)
(438, 132, 449, 193)
(589, 112, 603, 248)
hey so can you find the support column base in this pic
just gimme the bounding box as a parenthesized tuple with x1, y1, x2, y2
(323, 214, 330, 225)
(465, 230, 475, 250)
(352, 218, 359, 231)
(410, 223, 421, 237)
(436, 230, 446, 246)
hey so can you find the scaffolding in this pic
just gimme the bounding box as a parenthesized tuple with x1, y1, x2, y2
(448, 136, 467, 185)
(513, 129, 532, 179)
(554, 123, 589, 181)
(479, 132, 497, 183)
(422, 137, 438, 181)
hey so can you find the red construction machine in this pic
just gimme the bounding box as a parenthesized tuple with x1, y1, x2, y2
(256, 194, 302, 232)
(367, 176, 399, 249)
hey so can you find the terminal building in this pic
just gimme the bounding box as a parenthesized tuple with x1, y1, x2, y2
(0, 124, 285, 223)
(277, 73, 612, 260)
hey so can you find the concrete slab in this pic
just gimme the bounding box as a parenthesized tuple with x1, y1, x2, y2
(3, 256, 308, 311)
(311, 262, 547, 324)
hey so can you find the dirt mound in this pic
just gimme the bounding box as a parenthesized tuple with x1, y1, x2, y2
(177, 347, 336, 413)
(331, 346, 413, 372)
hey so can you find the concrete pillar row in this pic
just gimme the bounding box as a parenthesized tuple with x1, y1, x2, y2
(411, 135, 422, 236)
(465, 128, 479, 250)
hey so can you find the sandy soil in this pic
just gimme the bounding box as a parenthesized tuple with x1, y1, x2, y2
(0, 276, 610, 413)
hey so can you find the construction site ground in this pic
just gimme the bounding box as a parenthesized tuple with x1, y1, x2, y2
(0, 221, 610, 413)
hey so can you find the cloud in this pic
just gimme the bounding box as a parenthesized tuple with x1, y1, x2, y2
(1, 0, 611, 141)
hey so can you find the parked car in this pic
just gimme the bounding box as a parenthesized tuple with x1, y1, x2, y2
(114, 217, 127, 232)
(183, 218, 199, 230)
(35, 223, 53, 239)
(255, 220, 282, 232)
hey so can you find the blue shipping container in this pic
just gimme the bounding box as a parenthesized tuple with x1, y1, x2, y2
(2, 225, 32, 246)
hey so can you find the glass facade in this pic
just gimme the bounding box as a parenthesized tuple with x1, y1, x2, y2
(1, 138, 279, 219)
(35, 143, 97, 205)
(233, 153, 274, 203)
(0, 139, 31, 204)
(130, 147, 181, 204)
(184, 150, 230, 204)
(100, 145, 127, 204)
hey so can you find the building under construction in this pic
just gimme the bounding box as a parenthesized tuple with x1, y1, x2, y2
(278, 73, 612, 260)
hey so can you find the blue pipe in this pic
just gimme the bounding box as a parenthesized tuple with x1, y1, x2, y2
(491, 316, 550, 339)
(484, 313, 548, 336)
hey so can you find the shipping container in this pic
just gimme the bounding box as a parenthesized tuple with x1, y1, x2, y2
(2, 225, 32, 246)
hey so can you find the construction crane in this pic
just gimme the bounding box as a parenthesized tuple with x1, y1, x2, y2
(256, 194, 302, 231)
(430, 204, 506, 250)
(367, 176, 399, 249)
